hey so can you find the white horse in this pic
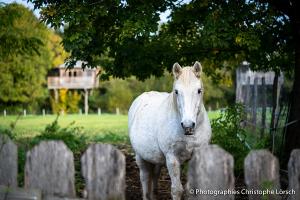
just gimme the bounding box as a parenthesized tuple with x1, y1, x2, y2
(128, 61, 212, 200)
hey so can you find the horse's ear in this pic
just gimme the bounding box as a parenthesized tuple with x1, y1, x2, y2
(193, 61, 202, 78)
(172, 63, 182, 79)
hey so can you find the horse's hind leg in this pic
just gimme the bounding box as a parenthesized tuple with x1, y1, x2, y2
(153, 164, 162, 200)
(136, 154, 154, 200)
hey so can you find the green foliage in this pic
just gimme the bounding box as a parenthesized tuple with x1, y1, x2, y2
(164, 0, 293, 78)
(0, 3, 43, 57)
(27, 0, 294, 81)
(30, 116, 88, 152)
(211, 104, 249, 173)
(90, 72, 233, 113)
(0, 3, 52, 113)
(28, 0, 177, 80)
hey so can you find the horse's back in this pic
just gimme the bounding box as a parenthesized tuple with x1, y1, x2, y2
(128, 91, 169, 128)
(128, 91, 169, 164)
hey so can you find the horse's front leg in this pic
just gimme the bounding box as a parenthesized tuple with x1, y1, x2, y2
(136, 154, 154, 200)
(166, 154, 183, 200)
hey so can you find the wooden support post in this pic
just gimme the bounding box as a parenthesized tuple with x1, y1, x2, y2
(270, 73, 280, 153)
(252, 77, 258, 132)
(54, 89, 58, 103)
(261, 77, 267, 138)
(84, 89, 89, 116)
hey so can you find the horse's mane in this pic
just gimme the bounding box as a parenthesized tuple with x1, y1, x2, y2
(176, 67, 203, 87)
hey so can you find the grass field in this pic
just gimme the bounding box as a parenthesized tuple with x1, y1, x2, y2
(0, 111, 220, 139)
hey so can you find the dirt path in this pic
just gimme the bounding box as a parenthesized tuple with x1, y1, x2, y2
(118, 144, 248, 200)
(120, 145, 173, 200)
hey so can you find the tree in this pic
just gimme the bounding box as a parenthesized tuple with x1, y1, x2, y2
(0, 3, 52, 112)
(163, 0, 298, 165)
(0, 2, 43, 58)
(47, 31, 70, 68)
(29, 0, 178, 80)
(28, 0, 300, 162)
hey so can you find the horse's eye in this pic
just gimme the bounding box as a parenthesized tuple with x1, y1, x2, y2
(175, 90, 178, 95)
(198, 89, 202, 94)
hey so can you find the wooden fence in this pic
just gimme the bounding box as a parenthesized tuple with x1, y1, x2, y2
(1, 134, 299, 200)
(235, 65, 284, 138)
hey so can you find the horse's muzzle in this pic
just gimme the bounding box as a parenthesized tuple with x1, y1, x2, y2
(181, 121, 195, 135)
(184, 127, 194, 135)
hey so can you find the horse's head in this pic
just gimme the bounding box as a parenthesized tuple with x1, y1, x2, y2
(172, 61, 203, 135)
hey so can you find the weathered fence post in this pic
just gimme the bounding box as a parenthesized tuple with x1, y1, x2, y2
(288, 149, 300, 200)
(98, 108, 101, 116)
(3, 109, 6, 117)
(0, 134, 18, 187)
(81, 143, 126, 200)
(244, 150, 280, 200)
(42, 109, 46, 117)
(261, 77, 267, 138)
(245, 76, 251, 121)
(186, 145, 235, 200)
(23, 109, 27, 117)
(25, 141, 76, 198)
(252, 77, 258, 131)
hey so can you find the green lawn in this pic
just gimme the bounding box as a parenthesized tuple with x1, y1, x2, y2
(0, 111, 220, 139)
(0, 114, 128, 138)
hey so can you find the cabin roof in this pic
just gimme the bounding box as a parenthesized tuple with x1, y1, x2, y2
(58, 61, 88, 69)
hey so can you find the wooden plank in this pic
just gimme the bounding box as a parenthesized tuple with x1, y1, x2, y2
(288, 149, 300, 200)
(245, 76, 251, 121)
(0, 134, 18, 187)
(261, 77, 267, 138)
(252, 77, 258, 131)
(244, 150, 280, 200)
(187, 145, 235, 200)
(81, 143, 126, 200)
(25, 141, 76, 198)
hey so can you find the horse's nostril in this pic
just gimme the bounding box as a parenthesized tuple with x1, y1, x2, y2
(192, 122, 195, 128)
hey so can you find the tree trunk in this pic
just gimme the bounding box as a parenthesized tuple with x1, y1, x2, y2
(284, 13, 300, 166)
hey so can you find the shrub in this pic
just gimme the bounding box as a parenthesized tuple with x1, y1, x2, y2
(211, 103, 249, 174)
